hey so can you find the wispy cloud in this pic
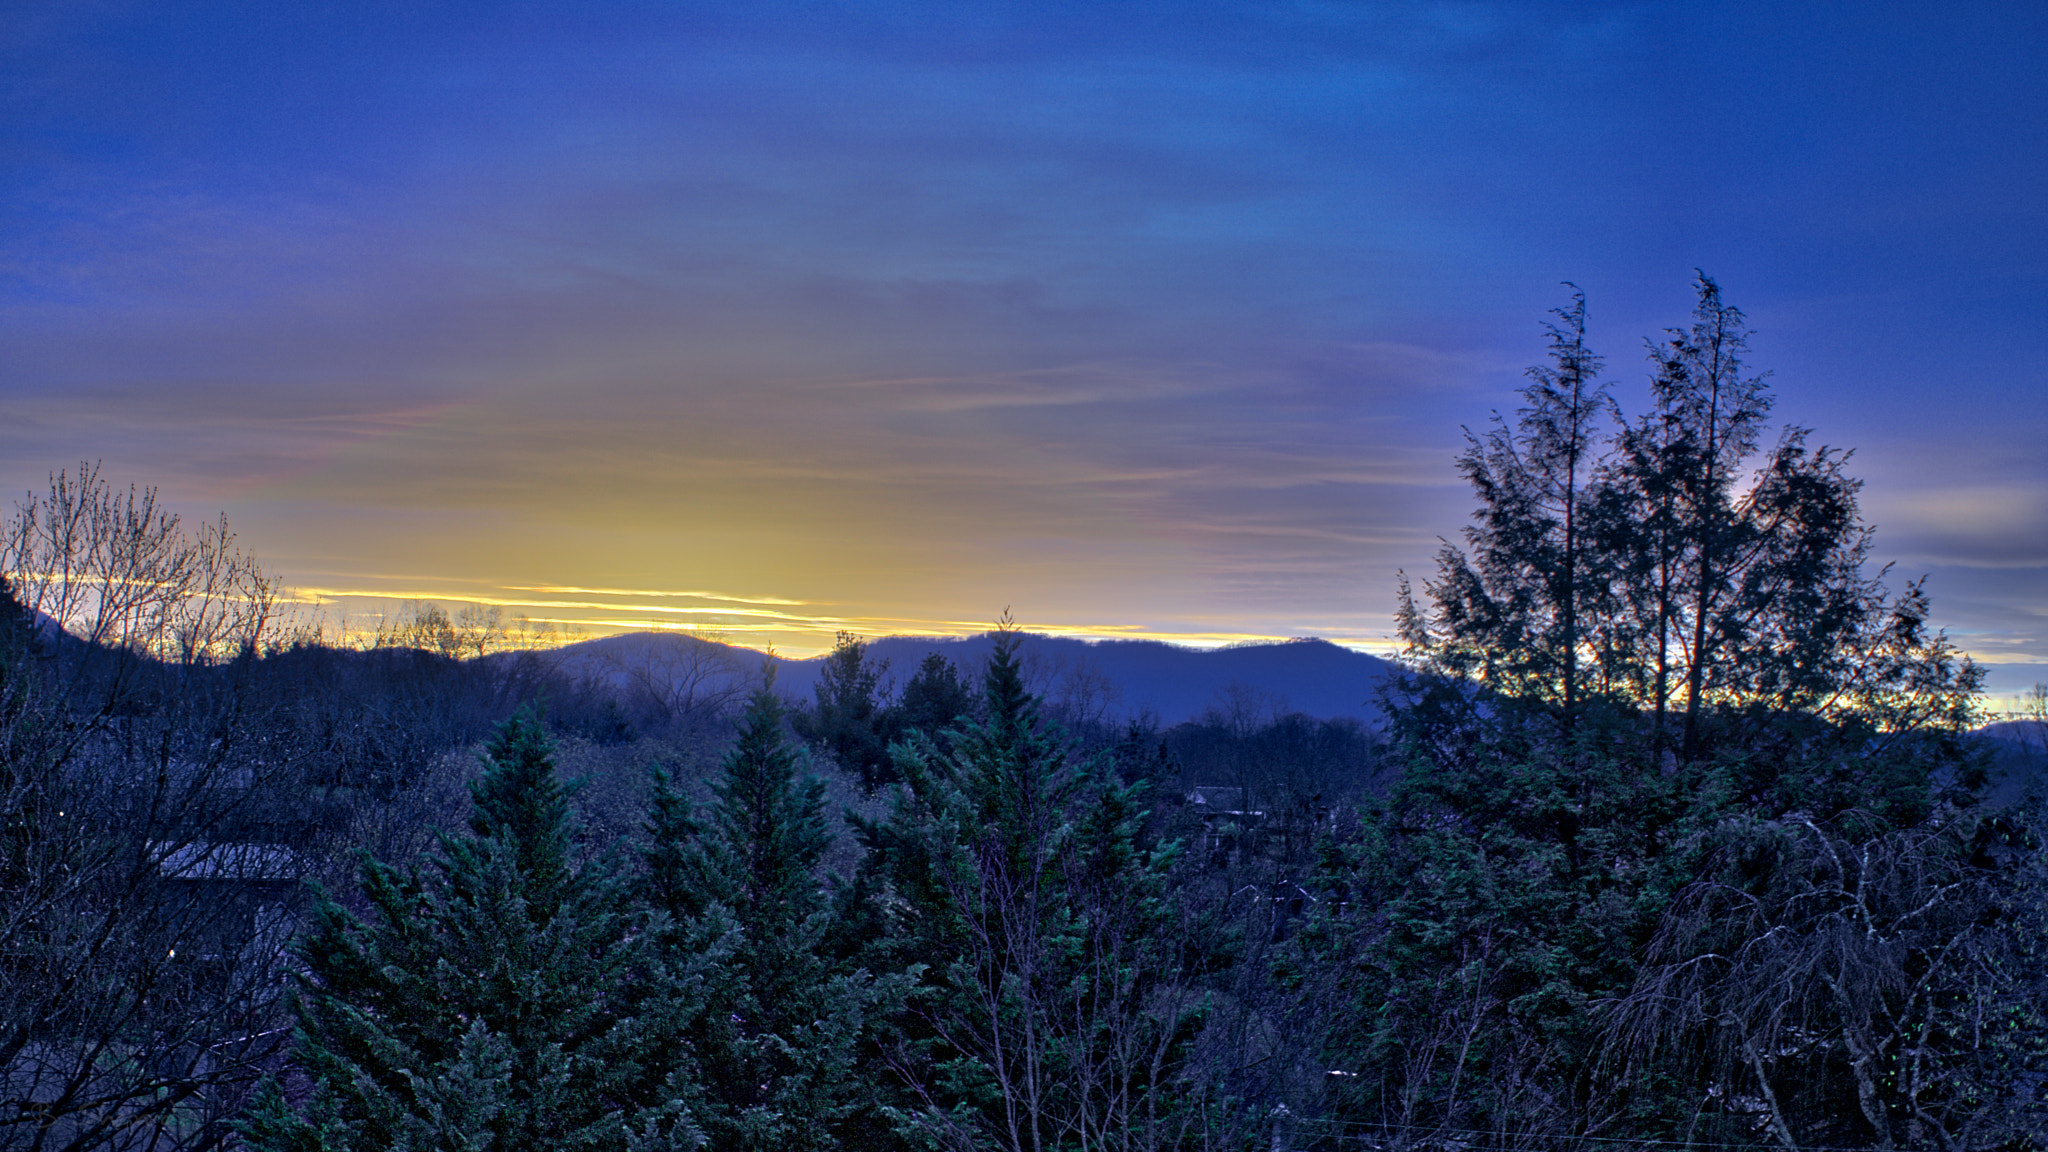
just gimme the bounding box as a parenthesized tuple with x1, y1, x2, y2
(294, 587, 824, 624)
(1877, 486, 2048, 569)
(502, 584, 808, 606)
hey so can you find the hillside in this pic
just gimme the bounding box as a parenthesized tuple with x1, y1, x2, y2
(1979, 719, 2048, 804)
(540, 631, 1398, 726)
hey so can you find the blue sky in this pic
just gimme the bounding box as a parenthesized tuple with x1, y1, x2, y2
(3, 1, 2043, 697)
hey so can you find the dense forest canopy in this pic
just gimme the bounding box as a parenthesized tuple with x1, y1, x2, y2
(3, 278, 2045, 1150)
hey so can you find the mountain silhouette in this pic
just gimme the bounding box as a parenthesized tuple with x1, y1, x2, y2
(543, 631, 1397, 726)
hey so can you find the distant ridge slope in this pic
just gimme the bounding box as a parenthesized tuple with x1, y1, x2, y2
(1977, 719, 2048, 805)
(544, 631, 1396, 726)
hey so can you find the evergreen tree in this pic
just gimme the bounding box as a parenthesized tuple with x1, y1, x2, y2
(642, 677, 892, 1151)
(1398, 287, 1612, 728)
(888, 650, 977, 754)
(0, 575, 47, 897)
(243, 708, 706, 1152)
(1326, 276, 1996, 1142)
(798, 632, 895, 790)
(1635, 276, 1774, 757)
(852, 627, 1205, 1152)
(1401, 274, 1980, 764)
(1306, 690, 1702, 1135)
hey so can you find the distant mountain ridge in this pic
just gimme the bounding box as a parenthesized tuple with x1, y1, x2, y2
(1978, 719, 2048, 805)
(543, 631, 1398, 727)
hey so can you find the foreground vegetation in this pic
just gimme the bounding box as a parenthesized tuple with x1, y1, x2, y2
(5, 277, 2046, 1149)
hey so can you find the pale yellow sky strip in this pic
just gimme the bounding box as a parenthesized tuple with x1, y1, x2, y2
(290, 587, 839, 622)
(501, 584, 810, 605)
(300, 582, 1401, 653)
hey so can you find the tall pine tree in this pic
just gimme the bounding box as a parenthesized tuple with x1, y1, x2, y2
(851, 626, 1205, 1152)
(642, 677, 892, 1151)
(244, 707, 706, 1152)
(1400, 274, 1979, 765)
(1399, 287, 1612, 729)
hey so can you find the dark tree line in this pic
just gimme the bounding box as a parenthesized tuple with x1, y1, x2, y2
(796, 634, 979, 792)
(245, 633, 1242, 1151)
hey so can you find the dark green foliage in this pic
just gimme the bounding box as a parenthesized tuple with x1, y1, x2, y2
(1306, 693, 1677, 1132)
(1311, 696, 2008, 1139)
(1109, 716, 1177, 789)
(468, 710, 577, 910)
(243, 707, 705, 1152)
(891, 650, 976, 751)
(851, 628, 1210, 1151)
(0, 574, 35, 654)
(642, 680, 894, 1151)
(798, 632, 895, 790)
(0, 576, 46, 892)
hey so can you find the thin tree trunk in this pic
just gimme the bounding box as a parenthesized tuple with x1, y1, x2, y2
(1744, 1039, 1800, 1152)
(1682, 325, 1727, 765)
(1561, 441, 1579, 733)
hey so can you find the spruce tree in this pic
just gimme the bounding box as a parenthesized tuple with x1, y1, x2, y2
(642, 679, 890, 1151)
(796, 631, 894, 790)
(243, 707, 706, 1152)
(852, 627, 1204, 1152)
(889, 650, 976, 754)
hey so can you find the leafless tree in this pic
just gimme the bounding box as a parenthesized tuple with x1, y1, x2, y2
(1032, 649, 1123, 735)
(1, 465, 307, 1150)
(589, 632, 747, 728)
(1604, 811, 2042, 1149)
(450, 604, 505, 659)
(2, 464, 277, 670)
(371, 601, 461, 658)
(2001, 684, 2048, 779)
